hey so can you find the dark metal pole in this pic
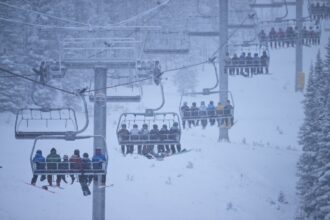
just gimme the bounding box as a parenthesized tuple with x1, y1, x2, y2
(93, 67, 107, 220)
(219, 0, 229, 142)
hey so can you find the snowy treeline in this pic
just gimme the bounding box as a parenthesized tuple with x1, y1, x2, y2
(296, 39, 330, 220)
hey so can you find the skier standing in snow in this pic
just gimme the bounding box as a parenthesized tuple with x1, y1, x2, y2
(31, 150, 46, 185)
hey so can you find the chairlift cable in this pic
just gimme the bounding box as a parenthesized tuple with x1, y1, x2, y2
(0, 67, 76, 95)
(0, 1, 89, 27)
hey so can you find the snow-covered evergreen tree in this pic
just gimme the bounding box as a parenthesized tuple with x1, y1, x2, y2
(297, 39, 330, 220)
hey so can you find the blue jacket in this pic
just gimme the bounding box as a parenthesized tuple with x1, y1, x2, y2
(207, 104, 215, 111)
(92, 154, 106, 162)
(92, 154, 106, 170)
(33, 152, 45, 170)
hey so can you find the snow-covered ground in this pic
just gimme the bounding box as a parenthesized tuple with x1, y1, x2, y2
(0, 34, 327, 220)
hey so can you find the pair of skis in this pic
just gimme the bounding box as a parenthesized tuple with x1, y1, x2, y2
(25, 182, 113, 194)
(146, 149, 191, 160)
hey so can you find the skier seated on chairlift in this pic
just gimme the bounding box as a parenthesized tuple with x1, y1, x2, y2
(149, 124, 160, 154)
(118, 124, 131, 155)
(190, 102, 199, 126)
(224, 53, 232, 75)
(199, 101, 208, 129)
(130, 124, 140, 154)
(251, 53, 259, 75)
(46, 148, 62, 187)
(58, 155, 69, 184)
(224, 100, 234, 127)
(260, 51, 269, 74)
(258, 29, 267, 43)
(139, 124, 150, 155)
(158, 124, 169, 154)
(69, 149, 81, 184)
(80, 153, 92, 196)
(92, 148, 106, 186)
(245, 52, 253, 76)
(31, 150, 46, 185)
(277, 28, 285, 48)
(232, 53, 239, 75)
(181, 102, 192, 129)
(207, 101, 216, 126)
(169, 122, 181, 154)
(216, 102, 225, 127)
(269, 27, 277, 48)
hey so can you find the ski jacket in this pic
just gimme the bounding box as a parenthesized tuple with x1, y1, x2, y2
(118, 128, 129, 140)
(82, 157, 91, 170)
(207, 104, 216, 111)
(130, 128, 139, 136)
(46, 152, 61, 170)
(69, 155, 82, 170)
(150, 128, 160, 140)
(33, 152, 46, 170)
(92, 154, 106, 170)
(199, 105, 207, 111)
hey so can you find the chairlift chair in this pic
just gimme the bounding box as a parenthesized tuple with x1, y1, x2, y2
(116, 112, 181, 146)
(31, 135, 108, 176)
(15, 92, 89, 139)
(179, 90, 235, 128)
(143, 31, 190, 54)
(226, 43, 270, 77)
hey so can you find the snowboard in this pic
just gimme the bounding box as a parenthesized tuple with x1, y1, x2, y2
(24, 182, 56, 194)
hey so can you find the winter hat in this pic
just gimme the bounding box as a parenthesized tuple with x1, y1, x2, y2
(121, 124, 127, 128)
(50, 148, 56, 153)
(153, 124, 158, 129)
(74, 149, 80, 156)
(83, 153, 89, 158)
(36, 150, 42, 155)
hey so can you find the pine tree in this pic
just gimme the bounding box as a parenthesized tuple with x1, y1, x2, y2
(297, 39, 330, 220)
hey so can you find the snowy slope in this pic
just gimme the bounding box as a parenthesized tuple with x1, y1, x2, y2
(0, 32, 327, 220)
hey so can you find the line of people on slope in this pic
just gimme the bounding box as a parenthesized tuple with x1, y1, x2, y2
(224, 51, 269, 76)
(309, 2, 330, 20)
(180, 100, 234, 129)
(258, 26, 321, 48)
(31, 148, 106, 196)
(117, 122, 181, 156)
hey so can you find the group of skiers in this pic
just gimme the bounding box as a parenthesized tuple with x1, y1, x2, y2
(180, 100, 234, 129)
(117, 122, 181, 156)
(224, 51, 270, 77)
(258, 26, 321, 49)
(31, 148, 106, 196)
(309, 2, 330, 20)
